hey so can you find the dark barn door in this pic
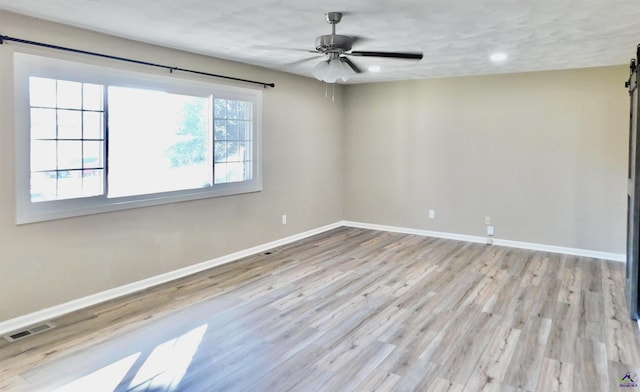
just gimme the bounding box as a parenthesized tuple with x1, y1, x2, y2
(626, 45, 640, 320)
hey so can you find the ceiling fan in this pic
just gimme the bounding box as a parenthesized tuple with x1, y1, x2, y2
(294, 12, 424, 83)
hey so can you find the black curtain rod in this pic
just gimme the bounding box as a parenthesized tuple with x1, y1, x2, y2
(0, 34, 275, 88)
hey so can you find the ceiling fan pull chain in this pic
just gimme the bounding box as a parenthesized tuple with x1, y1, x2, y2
(332, 83, 335, 102)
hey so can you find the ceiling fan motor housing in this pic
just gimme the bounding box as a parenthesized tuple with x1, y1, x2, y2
(315, 34, 355, 53)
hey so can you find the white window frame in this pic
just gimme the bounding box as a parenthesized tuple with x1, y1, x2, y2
(14, 52, 262, 224)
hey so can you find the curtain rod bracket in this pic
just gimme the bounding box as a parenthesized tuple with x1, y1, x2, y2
(0, 34, 275, 89)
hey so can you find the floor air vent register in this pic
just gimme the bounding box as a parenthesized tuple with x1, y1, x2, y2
(2, 322, 56, 342)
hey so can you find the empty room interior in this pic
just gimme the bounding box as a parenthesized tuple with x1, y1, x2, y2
(1, 1, 640, 391)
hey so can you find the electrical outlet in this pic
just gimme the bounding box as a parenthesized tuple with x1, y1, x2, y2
(428, 210, 436, 219)
(485, 216, 491, 225)
(282, 214, 287, 225)
(487, 225, 494, 236)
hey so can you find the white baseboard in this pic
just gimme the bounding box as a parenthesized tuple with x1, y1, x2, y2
(341, 221, 626, 262)
(342, 221, 488, 244)
(0, 220, 625, 335)
(0, 222, 342, 336)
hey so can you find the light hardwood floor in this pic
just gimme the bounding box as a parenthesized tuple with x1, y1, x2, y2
(1, 227, 640, 391)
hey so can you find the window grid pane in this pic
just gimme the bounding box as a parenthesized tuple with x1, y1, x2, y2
(29, 77, 105, 202)
(213, 98, 253, 184)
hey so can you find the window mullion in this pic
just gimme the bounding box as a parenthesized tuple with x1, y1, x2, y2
(103, 84, 109, 199)
(55, 80, 60, 200)
(209, 95, 214, 187)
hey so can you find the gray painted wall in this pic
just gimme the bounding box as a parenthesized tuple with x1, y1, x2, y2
(343, 67, 628, 253)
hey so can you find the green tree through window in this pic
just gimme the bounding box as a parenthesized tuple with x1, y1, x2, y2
(167, 98, 209, 168)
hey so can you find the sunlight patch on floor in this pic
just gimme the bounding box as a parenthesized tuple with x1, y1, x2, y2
(50, 324, 208, 392)
(127, 324, 208, 391)
(52, 353, 141, 392)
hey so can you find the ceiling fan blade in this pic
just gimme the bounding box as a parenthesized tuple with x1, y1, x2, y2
(341, 56, 362, 74)
(253, 44, 318, 54)
(349, 51, 423, 60)
(349, 35, 367, 46)
(281, 55, 325, 67)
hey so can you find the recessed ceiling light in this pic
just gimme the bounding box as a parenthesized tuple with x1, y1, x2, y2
(368, 65, 381, 73)
(490, 52, 508, 63)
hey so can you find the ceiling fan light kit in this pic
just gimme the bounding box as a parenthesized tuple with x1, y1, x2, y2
(312, 56, 356, 83)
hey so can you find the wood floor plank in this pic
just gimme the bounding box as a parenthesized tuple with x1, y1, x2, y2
(419, 305, 484, 365)
(482, 273, 522, 316)
(529, 273, 562, 320)
(460, 268, 511, 309)
(578, 289, 605, 342)
(320, 340, 395, 391)
(375, 310, 449, 377)
(427, 378, 465, 392)
(503, 316, 552, 391)
(544, 301, 579, 363)
(354, 369, 401, 392)
(499, 384, 529, 392)
(558, 257, 583, 305)
(437, 311, 502, 385)
(464, 324, 521, 392)
(285, 367, 335, 392)
(503, 285, 543, 330)
(535, 357, 573, 392)
(581, 258, 603, 293)
(1, 228, 638, 391)
(390, 358, 440, 392)
(572, 338, 609, 392)
(243, 343, 329, 392)
(519, 253, 547, 288)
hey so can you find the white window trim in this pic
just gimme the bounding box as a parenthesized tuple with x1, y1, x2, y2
(14, 52, 262, 224)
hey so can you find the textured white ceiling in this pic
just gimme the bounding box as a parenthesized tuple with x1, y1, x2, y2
(0, 0, 638, 83)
